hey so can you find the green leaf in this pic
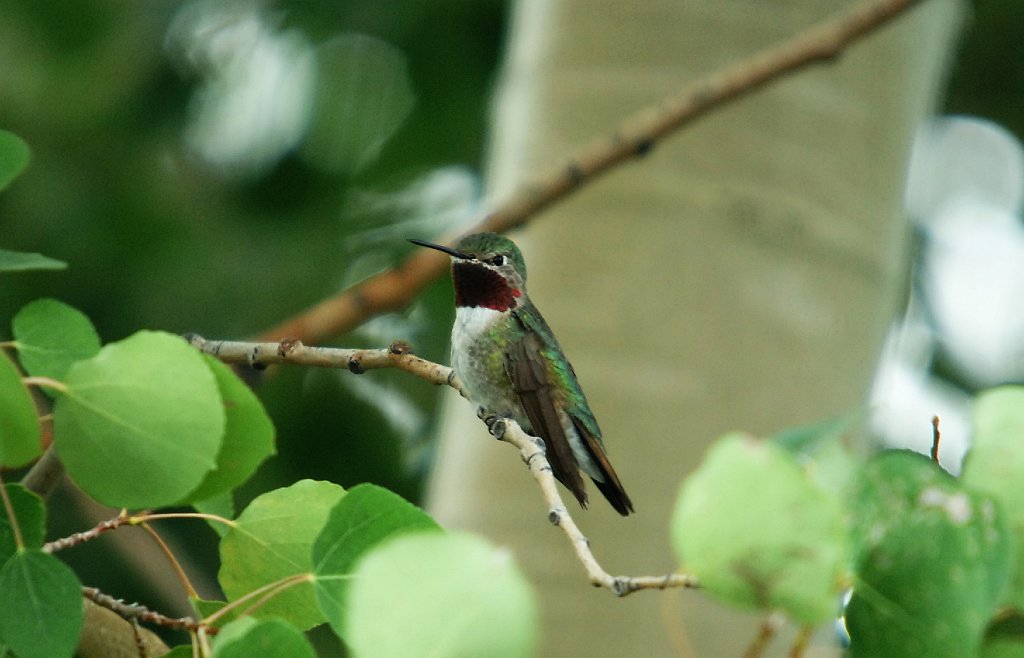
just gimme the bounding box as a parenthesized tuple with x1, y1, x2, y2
(0, 485, 46, 563)
(0, 550, 83, 658)
(962, 385, 1024, 610)
(219, 480, 345, 630)
(0, 130, 30, 191)
(312, 483, 440, 636)
(346, 532, 537, 658)
(12, 299, 101, 383)
(212, 617, 316, 658)
(182, 356, 276, 503)
(0, 249, 67, 274)
(53, 331, 224, 508)
(846, 450, 1011, 658)
(671, 433, 849, 625)
(301, 35, 415, 175)
(0, 352, 41, 468)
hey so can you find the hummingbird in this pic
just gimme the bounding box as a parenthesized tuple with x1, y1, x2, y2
(409, 232, 633, 515)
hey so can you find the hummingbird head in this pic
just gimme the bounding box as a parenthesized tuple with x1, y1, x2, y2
(409, 232, 527, 311)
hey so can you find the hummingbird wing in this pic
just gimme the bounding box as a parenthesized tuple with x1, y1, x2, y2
(504, 327, 590, 509)
(506, 309, 634, 515)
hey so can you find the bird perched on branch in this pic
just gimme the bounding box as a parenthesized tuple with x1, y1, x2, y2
(410, 233, 633, 515)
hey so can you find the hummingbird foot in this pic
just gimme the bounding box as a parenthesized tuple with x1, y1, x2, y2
(476, 407, 508, 438)
(484, 416, 506, 439)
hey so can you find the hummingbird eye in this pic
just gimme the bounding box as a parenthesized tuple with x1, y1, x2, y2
(489, 255, 506, 266)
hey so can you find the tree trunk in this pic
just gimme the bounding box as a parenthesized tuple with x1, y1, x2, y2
(426, 1, 962, 655)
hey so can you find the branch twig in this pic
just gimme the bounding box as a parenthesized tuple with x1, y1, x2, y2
(189, 335, 697, 596)
(254, 0, 925, 345)
(184, 334, 468, 397)
(490, 418, 698, 596)
(743, 613, 785, 658)
(44, 513, 130, 554)
(82, 586, 207, 635)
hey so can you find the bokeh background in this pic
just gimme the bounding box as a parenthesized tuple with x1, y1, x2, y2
(1, 0, 1022, 656)
(1, 1, 505, 653)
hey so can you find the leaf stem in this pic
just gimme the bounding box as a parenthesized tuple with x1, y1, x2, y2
(21, 375, 68, 393)
(139, 522, 201, 599)
(930, 415, 942, 465)
(131, 511, 237, 529)
(0, 473, 24, 550)
(202, 573, 314, 626)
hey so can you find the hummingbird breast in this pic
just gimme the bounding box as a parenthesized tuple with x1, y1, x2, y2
(451, 306, 526, 424)
(450, 304, 604, 484)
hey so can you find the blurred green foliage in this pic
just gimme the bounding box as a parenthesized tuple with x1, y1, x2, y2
(0, 0, 505, 474)
(0, 0, 505, 636)
(0, 0, 504, 341)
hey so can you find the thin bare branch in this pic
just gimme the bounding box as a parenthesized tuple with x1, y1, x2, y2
(253, 0, 925, 345)
(491, 418, 698, 596)
(44, 513, 130, 553)
(82, 586, 207, 635)
(192, 335, 697, 596)
(184, 334, 469, 398)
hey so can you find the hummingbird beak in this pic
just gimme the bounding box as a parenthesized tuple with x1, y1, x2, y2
(408, 238, 472, 260)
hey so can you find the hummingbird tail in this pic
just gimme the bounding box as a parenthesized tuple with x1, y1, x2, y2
(573, 417, 634, 516)
(591, 475, 634, 516)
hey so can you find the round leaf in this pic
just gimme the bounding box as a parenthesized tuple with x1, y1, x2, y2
(962, 385, 1024, 609)
(53, 331, 224, 508)
(847, 450, 1011, 658)
(346, 532, 537, 658)
(13, 298, 101, 382)
(212, 617, 316, 658)
(671, 433, 849, 625)
(0, 550, 83, 658)
(219, 479, 345, 630)
(0, 352, 41, 467)
(312, 483, 440, 636)
(182, 355, 276, 503)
